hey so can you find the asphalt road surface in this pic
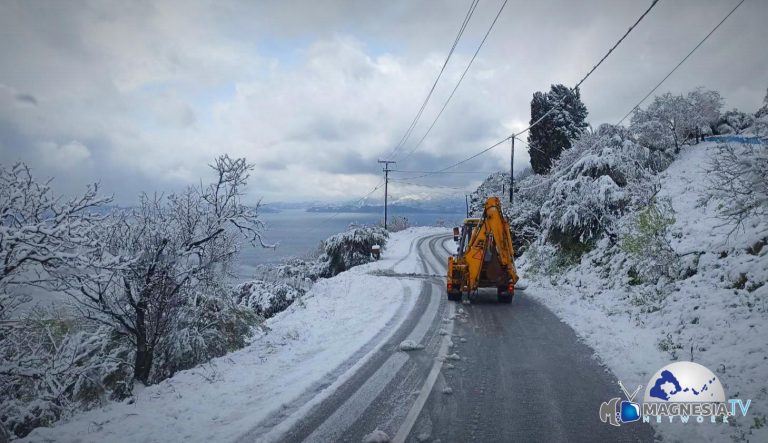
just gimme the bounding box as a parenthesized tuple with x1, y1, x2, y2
(240, 233, 655, 443)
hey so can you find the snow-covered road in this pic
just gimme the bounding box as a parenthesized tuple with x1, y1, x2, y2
(22, 228, 444, 443)
(24, 228, 658, 443)
(269, 232, 656, 443)
(263, 233, 455, 443)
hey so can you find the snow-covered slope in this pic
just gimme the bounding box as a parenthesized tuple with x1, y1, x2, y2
(519, 140, 768, 442)
(22, 228, 446, 443)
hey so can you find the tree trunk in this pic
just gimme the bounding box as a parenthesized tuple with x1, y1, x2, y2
(133, 302, 153, 384)
(0, 419, 11, 443)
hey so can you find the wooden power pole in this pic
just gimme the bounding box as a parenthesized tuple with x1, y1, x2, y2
(510, 136, 515, 206)
(378, 160, 396, 230)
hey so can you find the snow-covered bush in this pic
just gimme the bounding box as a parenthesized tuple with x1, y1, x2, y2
(387, 215, 410, 232)
(539, 125, 654, 252)
(619, 199, 679, 281)
(716, 109, 755, 135)
(234, 280, 305, 318)
(316, 226, 388, 277)
(704, 141, 768, 229)
(0, 310, 133, 439)
(0, 163, 110, 320)
(151, 287, 259, 383)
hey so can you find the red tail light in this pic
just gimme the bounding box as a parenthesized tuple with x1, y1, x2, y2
(447, 282, 453, 290)
(508, 283, 514, 293)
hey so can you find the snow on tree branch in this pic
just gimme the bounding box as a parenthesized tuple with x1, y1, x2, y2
(0, 162, 111, 319)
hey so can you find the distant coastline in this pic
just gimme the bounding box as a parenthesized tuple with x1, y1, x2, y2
(306, 204, 464, 214)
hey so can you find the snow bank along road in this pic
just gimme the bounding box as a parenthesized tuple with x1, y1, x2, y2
(251, 232, 656, 443)
(24, 229, 655, 442)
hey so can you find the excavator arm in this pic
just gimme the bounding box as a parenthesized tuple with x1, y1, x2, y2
(447, 196, 519, 303)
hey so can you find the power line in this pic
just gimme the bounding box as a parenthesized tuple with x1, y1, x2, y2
(395, 0, 660, 180)
(384, 0, 479, 161)
(616, 0, 746, 125)
(514, 0, 661, 139)
(396, 0, 509, 162)
(396, 135, 512, 181)
(575, 0, 660, 91)
(390, 170, 488, 175)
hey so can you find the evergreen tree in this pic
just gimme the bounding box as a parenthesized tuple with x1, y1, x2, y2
(756, 88, 768, 118)
(527, 84, 588, 174)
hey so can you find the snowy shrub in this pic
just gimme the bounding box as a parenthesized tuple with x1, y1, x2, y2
(620, 199, 679, 281)
(520, 243, 560, 278)
(704, 141, 768, 229)
(509, 173, 551, 254)
(539, 125, 654, 252)
(235, 280, 305, 318)
(317, 226, 388, 277)
(0, 311, 133, 439)
(150, 288, 259, 383)
(387, 215, 410, 232)
(716, 109, 755, 135)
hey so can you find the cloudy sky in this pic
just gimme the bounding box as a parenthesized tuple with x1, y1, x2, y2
(1, 0, 766, 205)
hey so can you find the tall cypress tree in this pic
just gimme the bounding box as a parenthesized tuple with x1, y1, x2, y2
(528, 84, 588, 174)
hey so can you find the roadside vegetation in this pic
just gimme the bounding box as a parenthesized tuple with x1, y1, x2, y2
(0, 157, 389, 439)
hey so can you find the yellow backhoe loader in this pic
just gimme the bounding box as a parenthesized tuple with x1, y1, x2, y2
(447, 196, 519, 303)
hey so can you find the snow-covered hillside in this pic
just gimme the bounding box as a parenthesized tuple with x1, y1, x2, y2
(501, 137, 768, 442)
(20, 228, 445, 443)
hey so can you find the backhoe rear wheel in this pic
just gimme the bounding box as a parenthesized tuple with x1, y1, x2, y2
(497, 286, 513, 304)
(447, 290, 462, 302)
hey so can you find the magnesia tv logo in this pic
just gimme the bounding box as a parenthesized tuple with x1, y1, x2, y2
(599, 361, 752, 426)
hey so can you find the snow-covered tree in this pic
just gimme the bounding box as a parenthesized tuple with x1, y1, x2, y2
(716, 109, 754, 135)
(469, 171, 550, 255)
(54, 155, 266, 384)
(631, 92, 692, 155)
(387, 215, 410, 232)
(704, 140, 768, 230)
(687, 87, 722, 141)
(527, 84, 588, 174)
(539, 125, 654, 251)
(0, 163, 110, 320)
(631, 89, 723, 156)
(755, 88, 768, 118)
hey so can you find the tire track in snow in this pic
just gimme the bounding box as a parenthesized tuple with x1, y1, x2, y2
(241, 233, 447, 442)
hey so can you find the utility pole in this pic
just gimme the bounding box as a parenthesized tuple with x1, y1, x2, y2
(510, 136, 515, 206)
(378, 160, 396, 230)
(465, 194, 469, 218)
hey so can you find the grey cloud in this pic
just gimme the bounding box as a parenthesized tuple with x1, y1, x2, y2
(14, 93, 37, 106)
(0, 0, 766, 204)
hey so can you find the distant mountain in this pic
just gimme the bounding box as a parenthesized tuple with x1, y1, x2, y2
(307, 199, 465, 214)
